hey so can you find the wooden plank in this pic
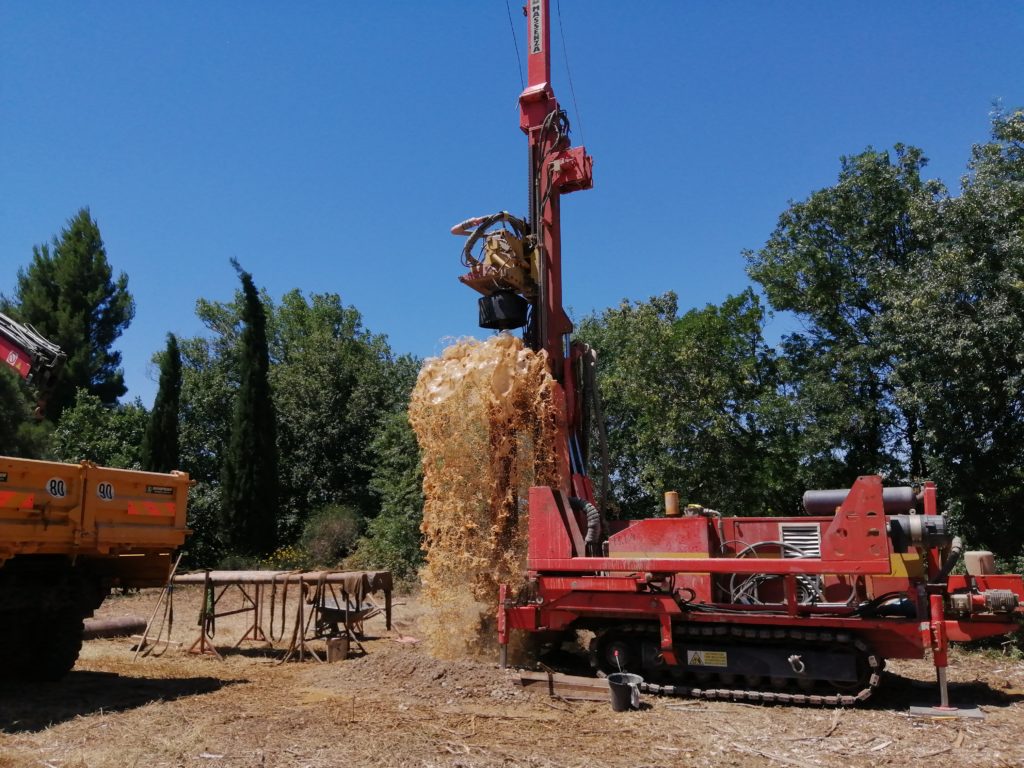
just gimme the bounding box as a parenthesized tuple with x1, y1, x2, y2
(517, 670, 611, 701)
(518, 671, 610, 687)
(172, 570, 391, 585)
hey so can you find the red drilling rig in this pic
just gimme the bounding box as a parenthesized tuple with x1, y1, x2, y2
(451, 1, 1024, 710)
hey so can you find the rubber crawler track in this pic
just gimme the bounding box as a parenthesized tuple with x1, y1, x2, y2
(593, 622, 883, 707)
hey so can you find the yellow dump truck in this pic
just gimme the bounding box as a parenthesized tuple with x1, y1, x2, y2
(0, 456, 190, 679)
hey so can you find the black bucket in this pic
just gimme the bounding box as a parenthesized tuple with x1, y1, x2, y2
(607, 672, 643, 711)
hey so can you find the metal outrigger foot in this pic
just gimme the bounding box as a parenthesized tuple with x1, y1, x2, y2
(910, 668, 983, 719)
(909, 705, 984, 719)
(910, 594, 984, 720)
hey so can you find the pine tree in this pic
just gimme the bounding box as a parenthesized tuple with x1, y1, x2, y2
(1, 208, 135, 420)
(0, 369, 33, 455)
(220, 262, 279, 556)
(141, 334, 182, 473)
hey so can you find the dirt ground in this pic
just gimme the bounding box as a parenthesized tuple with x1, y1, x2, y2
(1, 585, 1023, 768)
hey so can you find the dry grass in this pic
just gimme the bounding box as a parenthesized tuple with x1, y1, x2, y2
(1, 585, 1023, 768)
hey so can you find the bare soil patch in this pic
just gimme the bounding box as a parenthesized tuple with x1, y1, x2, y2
(1, 585, 1022, 768)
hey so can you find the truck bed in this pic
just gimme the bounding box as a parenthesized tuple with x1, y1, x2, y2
(0, 456, 190, 587)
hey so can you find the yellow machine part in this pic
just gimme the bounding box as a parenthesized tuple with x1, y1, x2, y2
(482, 231, 537, 296)
(889, 551, 925, 578)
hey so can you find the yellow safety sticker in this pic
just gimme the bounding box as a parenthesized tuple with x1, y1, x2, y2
(687, 649, 728, 668)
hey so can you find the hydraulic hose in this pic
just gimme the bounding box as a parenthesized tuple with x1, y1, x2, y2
(581, 345, 610, 519)
(452, 211, 529, 268)
(569, 497, 602, 553)
(936, 536, 964, 584)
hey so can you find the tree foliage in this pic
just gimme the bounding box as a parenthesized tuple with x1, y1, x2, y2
(220, 262, 279, 557)
(268, 290, 419, 538)
(300, 504, 363, 567)
(347, 409, 425, 578)
(0, 371, 25, 455)
(1, 209, 134, 421)
(51, 390, 148, 468)
(0, 369, 43, 457)
(740, 109, 1024, 557)
(141, 333, 181, 473)
(883, 109, 1024, 556)
(577, 290, 800, 518)
(746, 146, 943, 486)
(177, 275, 417, 565)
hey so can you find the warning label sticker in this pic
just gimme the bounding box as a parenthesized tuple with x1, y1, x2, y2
(687, 649, 728, 668)
(0, 472, 6, 482)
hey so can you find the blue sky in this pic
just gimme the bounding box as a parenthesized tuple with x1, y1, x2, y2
(2, 2, 1022, 406)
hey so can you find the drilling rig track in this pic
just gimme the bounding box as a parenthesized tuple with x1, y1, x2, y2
(592, 622, 882, 707)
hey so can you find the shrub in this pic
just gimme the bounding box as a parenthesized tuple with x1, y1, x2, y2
(345, 506, 423, 580)
(299, 504, 363, 567)
(217, 552, 262, 570)
(260, 544, 309, 570)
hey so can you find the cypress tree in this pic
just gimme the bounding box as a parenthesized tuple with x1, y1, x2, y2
(220, 262, 278, 556)
(141, 333, 181, 473)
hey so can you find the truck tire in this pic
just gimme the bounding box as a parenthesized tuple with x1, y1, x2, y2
(0, 607, 84, 681)
(0, 556, 92, 681)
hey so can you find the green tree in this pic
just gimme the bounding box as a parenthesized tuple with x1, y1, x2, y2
(181, 482, 225, 568)
(0, 369, 38, 456)
(141, 334, 181, 473)
(176, 285, 416, 562)
(185, 287, 419, 538)
(170, 328, 235, 567)
(1, 209, 135, 420)
(220, 262, 279, 556)
(300, 504, 363, 567)
(885, 109, 1024, 557)
(347, 409, 425, 577)
(577, 291, 798, 518)
(746, 146, 943, 486)
(269, 291, 417, 537)
(176, 312, 240, 566)
(178, 331, 237, 483)
(51, 390, 148, 468)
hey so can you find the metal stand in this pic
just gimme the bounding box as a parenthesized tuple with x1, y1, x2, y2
(232, 583, 269, 648)
(187, 572, 223, 659)
(172, 569, 392, 663)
